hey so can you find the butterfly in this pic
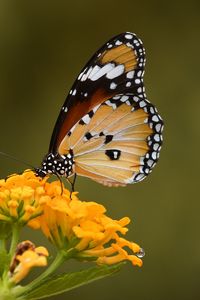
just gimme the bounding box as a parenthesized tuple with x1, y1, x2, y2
(35, 32, 163, 188)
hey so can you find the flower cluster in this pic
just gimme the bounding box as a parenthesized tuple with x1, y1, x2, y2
(0, 170, 144, 290)
(0, 171, 48, 224)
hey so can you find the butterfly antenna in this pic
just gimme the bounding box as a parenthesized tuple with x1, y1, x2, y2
(0, 151, 35, 169)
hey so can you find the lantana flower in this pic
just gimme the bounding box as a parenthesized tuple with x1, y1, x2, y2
(27, 174, 143, 267)
(10, 240, 49, 284)
(0, 171, 48, 224)
(0, 170, 144, 300)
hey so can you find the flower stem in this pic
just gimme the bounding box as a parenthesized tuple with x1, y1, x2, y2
(0, 239, 6, 252)
(9, 224, 20, 258)
(13, 250, 67, 298)
(0, 239, 7, 277)
(1, 224, 21, 282)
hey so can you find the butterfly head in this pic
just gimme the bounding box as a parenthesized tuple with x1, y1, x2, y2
(35, 152, 74, 178)
(34, 167, 47, 178)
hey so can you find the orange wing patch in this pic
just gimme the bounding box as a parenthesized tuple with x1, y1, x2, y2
(101, 44, 137, 72)
(75, 165, 126, 187)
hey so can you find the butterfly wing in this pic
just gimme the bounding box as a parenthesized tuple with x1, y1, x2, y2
(58, 94, 163, 186)
(49, 32, 146, 153)
(50, 32, 163, 186)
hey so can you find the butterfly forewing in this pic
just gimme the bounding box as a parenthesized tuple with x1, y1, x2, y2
(47, 32, 163, 187)
(49, 32, 146, 153)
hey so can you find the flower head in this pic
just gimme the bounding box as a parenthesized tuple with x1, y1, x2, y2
(28, 174, 143, 267)
(0, 170, 48, 224)
(10, 240, 49, 284)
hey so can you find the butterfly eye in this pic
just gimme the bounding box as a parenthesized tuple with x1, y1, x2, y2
(38, 32, 163, 187)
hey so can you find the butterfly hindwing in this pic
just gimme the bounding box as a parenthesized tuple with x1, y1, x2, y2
(58, 94, 163, 186)
(49, 32, 146, 153)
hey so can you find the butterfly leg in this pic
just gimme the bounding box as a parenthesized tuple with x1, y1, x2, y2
(54, 173, 64, 194)
(67, 173, 77, 199)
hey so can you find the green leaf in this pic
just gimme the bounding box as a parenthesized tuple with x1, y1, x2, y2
(24, 264, 124, 300)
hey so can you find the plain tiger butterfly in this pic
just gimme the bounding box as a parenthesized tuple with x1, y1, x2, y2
(35, 32, 164, 188)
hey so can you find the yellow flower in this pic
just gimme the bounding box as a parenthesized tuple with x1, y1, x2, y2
(0, 170, 48, 224)
(1, 170, 144, 267)
(28, 179, 144, 267)
(10, 240, 49, 284)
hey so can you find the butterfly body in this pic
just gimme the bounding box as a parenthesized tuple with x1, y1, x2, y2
(36, 152, 74, 178)
(36, 32, 163, 187)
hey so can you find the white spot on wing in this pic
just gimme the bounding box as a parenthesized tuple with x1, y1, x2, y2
(126, 81, 131, 87)
(150, 107, 155, 114)
(93, 104, 101, 113)
(152, 152, 157, 160)
(113, 152, 117, 158)
(152, 115, 159, 122)
(121, 95, 129, 102)
(113, 95, 121, 99)
(126, 42, 134, 48)
(147, 159, 154, 167)
(155, 123, 162, 132)
(133, 96, 139, 102)
(105, 100, 117, 109)
(154, 134, 160, 142)
(134, 40, 141, 47)
(135, 79, 141, 84)
(135, 174, 145, 181)
(127, 71, 134, 79)
(115, 40, 122, 45)
(82, 114, 91, 124)
(90, 63, 115, 81)
(78, 71, 83, 80)
(125, 34, 133, 39)
(139, 100, 146, 107)
(106, 64, 124, 79)
(80, 66, 93, 82)
(110, 82, 117, 90)
(88, 65, 101, 80)
(153, 143, 160, 151)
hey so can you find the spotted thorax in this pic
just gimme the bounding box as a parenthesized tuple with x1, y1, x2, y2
(35, 151, 74, 178)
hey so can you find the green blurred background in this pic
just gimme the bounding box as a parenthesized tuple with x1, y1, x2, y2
(0, 0, 200, 299)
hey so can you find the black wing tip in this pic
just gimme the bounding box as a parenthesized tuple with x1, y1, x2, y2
(106, 32, 144, 45)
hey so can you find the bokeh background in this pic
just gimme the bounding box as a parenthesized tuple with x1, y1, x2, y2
(0, 1, 200, 299)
